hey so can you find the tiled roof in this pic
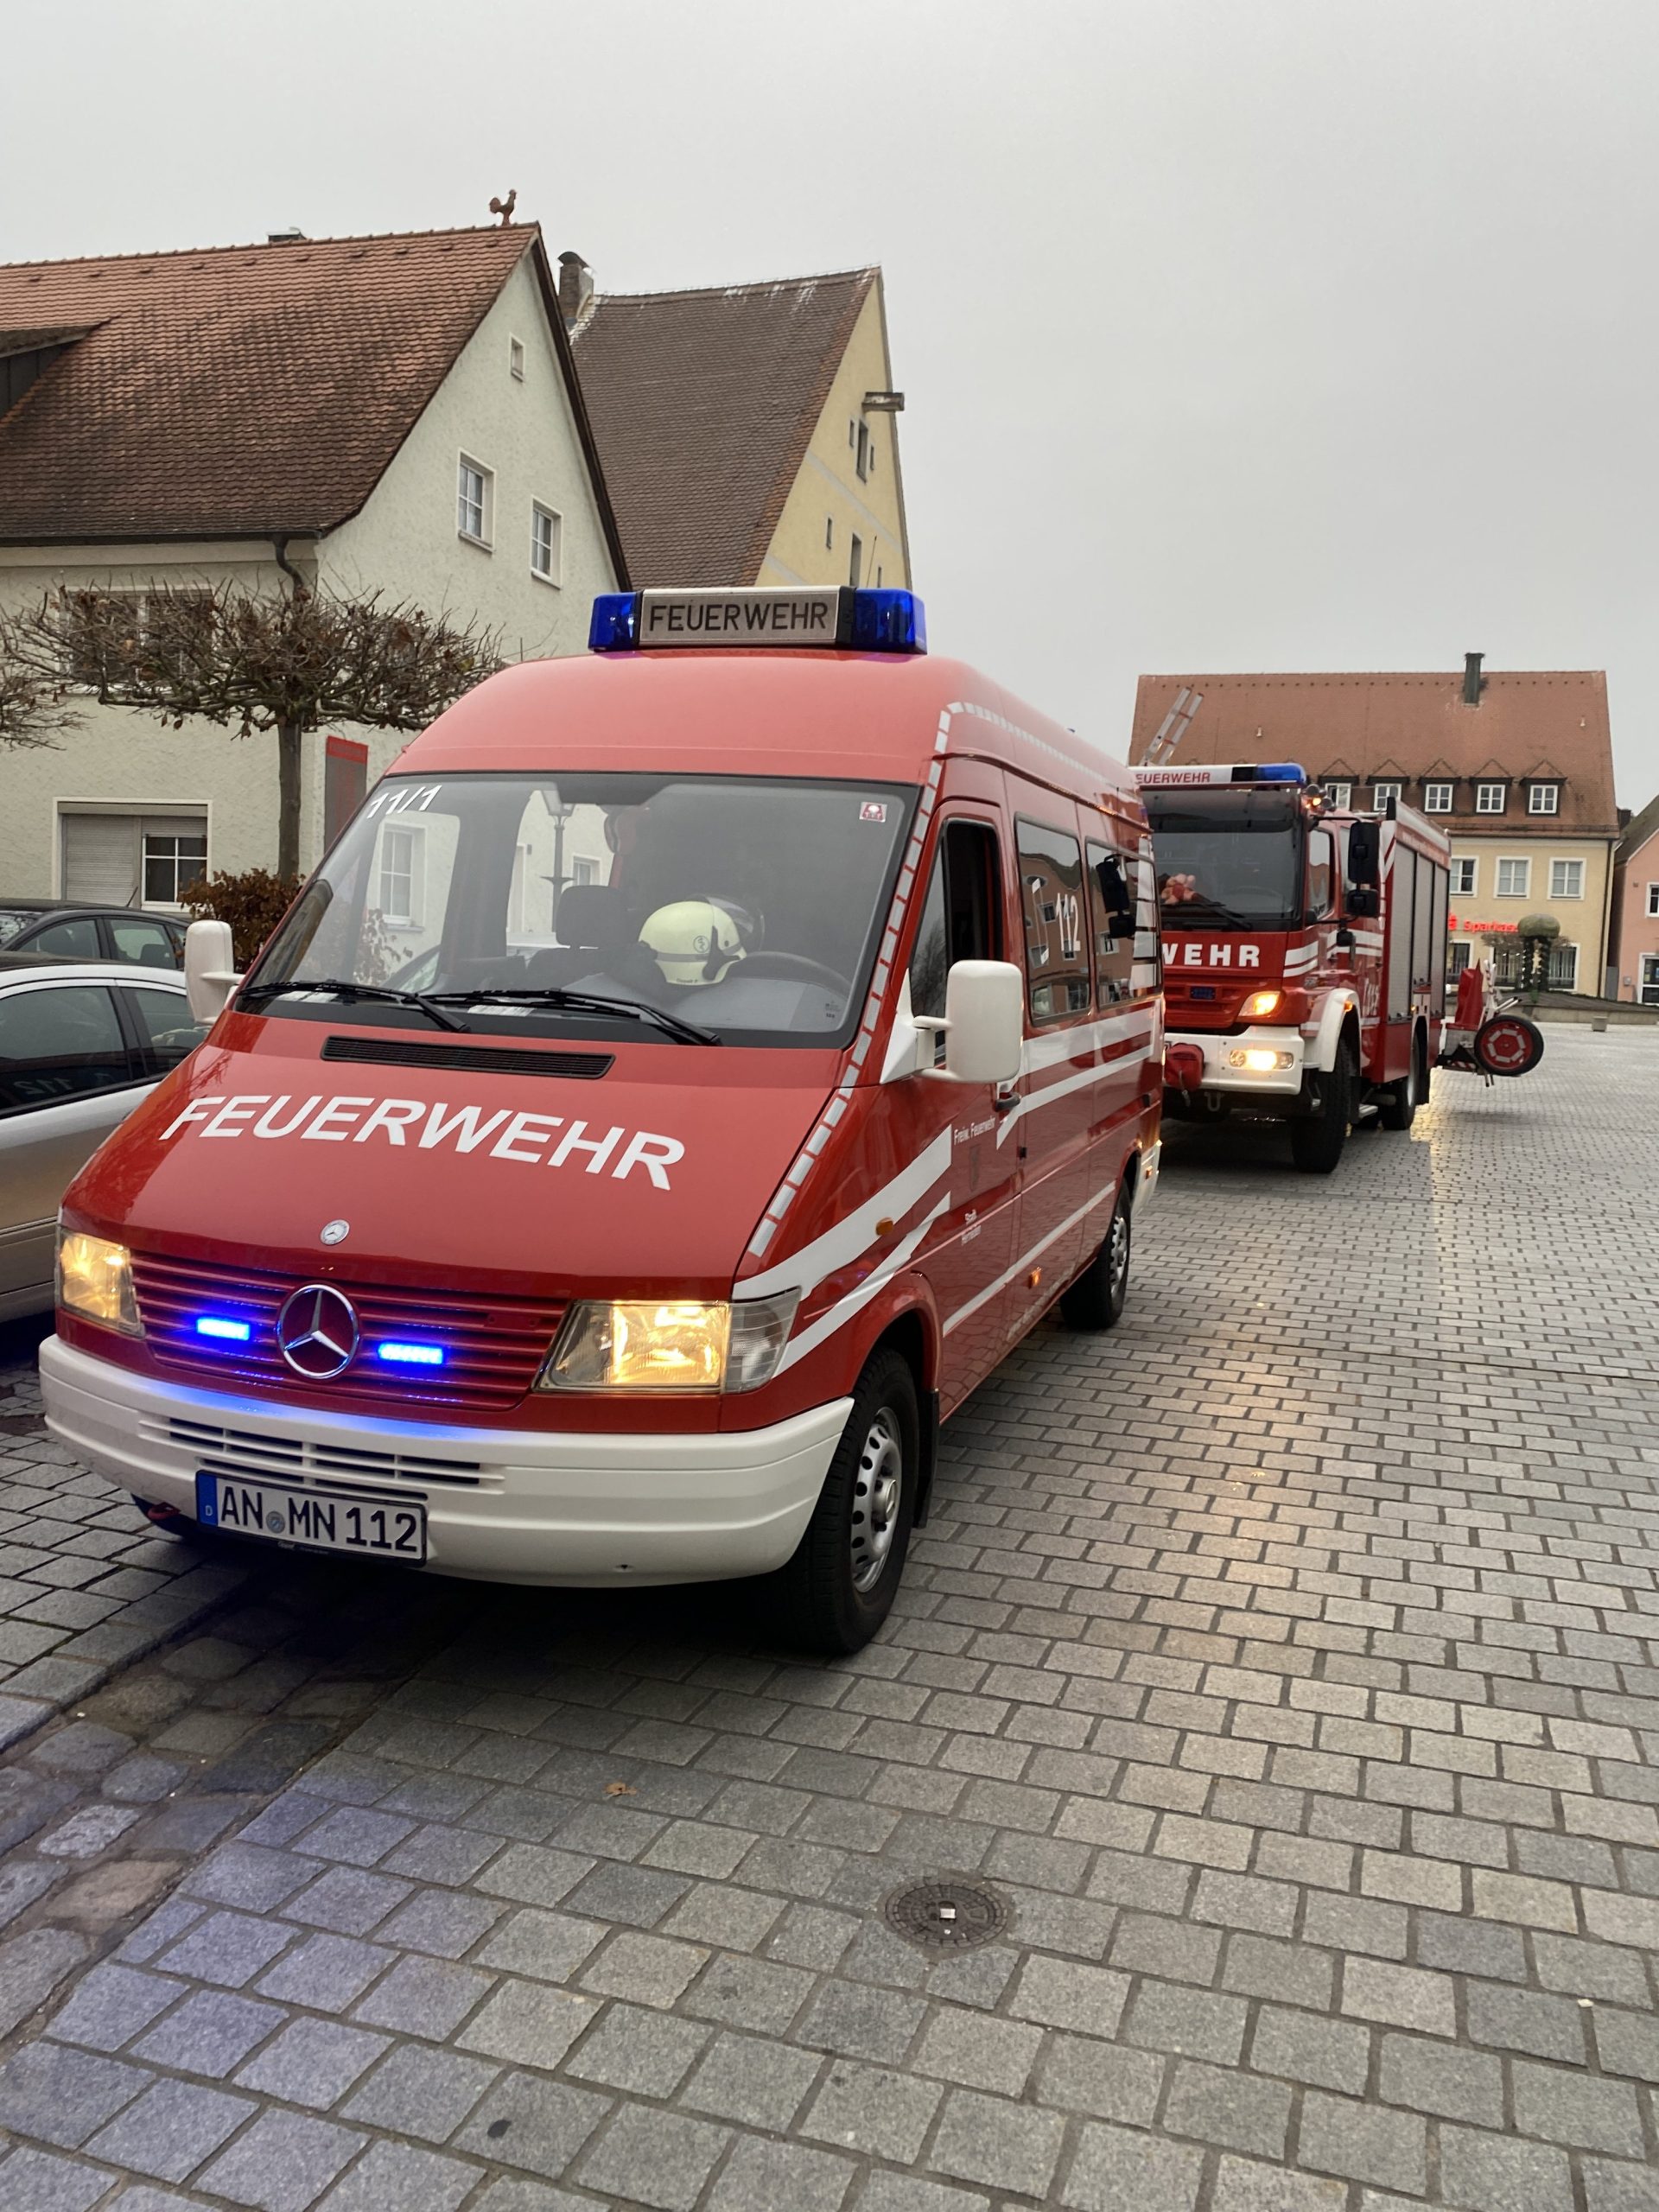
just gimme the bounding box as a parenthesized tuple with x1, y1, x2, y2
(0, 226, 625, 567)
(573, 268, 875, 585)
(1615, 791, 1659, 866)
(1131, 669, 1619, 836)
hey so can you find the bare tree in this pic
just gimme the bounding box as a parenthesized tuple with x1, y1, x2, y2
(0, 658, 78, 748)
(0, 582, 503, 879)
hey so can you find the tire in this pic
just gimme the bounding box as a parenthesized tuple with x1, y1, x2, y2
(1475, 1014, 1545, 1077)
(1061, 1177, 1133, 1331)
(1377, 1029, 1427, 1131)
(756, 1349, 918, 1655)
(1290, 1038, 1357, 1173)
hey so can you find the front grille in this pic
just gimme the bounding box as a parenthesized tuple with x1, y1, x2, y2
(130, 1253, 564, 1413)
(143, 1414, 491, 1491)
(321, 1036, 613, 1078)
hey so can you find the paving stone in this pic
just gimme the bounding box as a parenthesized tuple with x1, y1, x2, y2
(851, 2178, 988, 2212)
(682, 2028, 824, 2132)
(1377, 2031, 1503, 2125)
(314, 2139, 480, 2212)
(1465, 1980, 1588, 2063)
(255, 1935, 391, 2013)
(83, 2076, 256, 2182)
(46, 1961, 180, 2051)
(1581, 2158, 1659, 2212)
(705, 2135, 855, 2212)
(1007, 1952, 1130, 2035)
(1211, 2157, 1345, 2212)
(343, 2042, 499, 2142)
(352, 1954, 493, 2038)
(1510, 2060, 1646, 2156)
(1340, 1955, 1456, 2036)
(1124, 1980, 1249, 2063)
(1298, 2092, 1427, 2195)
(576, 1929, 706, 2006)
(0, 1925, 90, 2035)
(451, 2072, 611, 2179)
(1059, 2118, 1205, 2212)
(928, 2085, 1066, 2198)
(0, 2145, 113, 2212)
(1036, 2033, 1166, 2123)
(0, 2037, 146, 2147)
(236, 2017, 391, 2107)
(156, 1909, 296, 1988)
(563, 2000, 709, 2094)
(195, 2109, 367, 2212)
(912, 2003, 1043, 2094)
(1249, 2005, 1371, 2094)
(1163, 2056, 1291, 2157)
(575, 2103, 729, 2212)
(455, 1979, 597, 2069)
(1439, 2126, 1575, 2212)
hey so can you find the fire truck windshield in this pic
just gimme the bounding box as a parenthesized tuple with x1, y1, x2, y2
(1145, 786, 1305, 930)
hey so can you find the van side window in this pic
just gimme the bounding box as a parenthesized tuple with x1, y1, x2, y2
(910, 821, 1003, 1055)
(1085, 842, 1136, 1005)
(1017, 818, 1090, 1021)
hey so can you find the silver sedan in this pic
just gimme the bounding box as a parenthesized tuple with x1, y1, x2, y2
(0, 957, 207, 1320)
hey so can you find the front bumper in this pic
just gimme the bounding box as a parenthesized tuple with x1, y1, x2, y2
(40, 1335, 848, 1587)
(1166, 1027, 1306, 1098)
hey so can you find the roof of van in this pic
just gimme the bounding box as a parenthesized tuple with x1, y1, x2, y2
(397, 652, 1141, 810)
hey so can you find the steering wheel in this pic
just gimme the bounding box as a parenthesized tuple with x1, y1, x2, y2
(735, 951, 853, 995)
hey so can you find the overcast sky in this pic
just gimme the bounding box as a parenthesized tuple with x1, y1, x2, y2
(6, 0, 1657, 801)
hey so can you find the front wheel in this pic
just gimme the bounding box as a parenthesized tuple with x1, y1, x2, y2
(1061, 1178, 1132, 1330)
(1290, 1039, 1356, 1173)
(754, 1349, 918, 1655)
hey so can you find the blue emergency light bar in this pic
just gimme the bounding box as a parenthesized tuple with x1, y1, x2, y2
(1252, 763, 1306, 782)
(377, 1342, 447, 1368)
(589, 586, 926, 656)
(194, 1316, 252, 1343)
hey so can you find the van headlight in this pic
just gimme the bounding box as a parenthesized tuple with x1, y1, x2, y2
(57, 1231, 143, 1335)
(537, 1292, 799, 1395)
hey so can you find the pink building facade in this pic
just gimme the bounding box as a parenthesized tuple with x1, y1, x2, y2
(1609, 794, 1659, 1005)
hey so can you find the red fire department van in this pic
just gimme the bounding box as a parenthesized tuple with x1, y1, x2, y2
(41, 587, 1162, 1651)
(1135, 762, 1449, 1173)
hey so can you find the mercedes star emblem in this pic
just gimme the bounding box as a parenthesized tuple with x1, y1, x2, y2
(276, 1283, 361, 1380)
(321, 1219, 350, 1246)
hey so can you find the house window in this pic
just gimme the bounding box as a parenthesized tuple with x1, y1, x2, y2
(1648, 884, 1659, 918)
(1476, 782, 1505, 814)
(849, 534, 863, 588)
(1549, 858, 1584, 899)
(1548, 941, 1579, 989)
(1528, 783, 1560, 815)
(1448, 941, 1472, 979)
(509, 337, 525, 381)
(875, 565, 883, 587)
(1325, 781, 1351, 809)
(457, 457, 493, 545)
(531, 504, 562, 584)
(855, 422, 872, 480)
(825, 517, 833, 550)
(1372, 782, 1401, 810)
(378, 823, 422, 925)
(1496, 857, 1530, 899)
(1423, 782, 1453, 813)
(1642, 954, 1659, 1007)
(143, 830, 208, 906)
(1450, 856, 1477, 897)
(571, 857, 597, 887)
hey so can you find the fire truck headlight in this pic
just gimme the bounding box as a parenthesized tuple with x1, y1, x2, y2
(1239, 989, 1281, 1019)
(537, 1292, 799, 1394)
(57, 1230, 143, 1335)
(1230, 1048, 1296, 1072)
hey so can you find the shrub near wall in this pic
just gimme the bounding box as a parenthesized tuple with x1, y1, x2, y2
(180, 868, 302, 968)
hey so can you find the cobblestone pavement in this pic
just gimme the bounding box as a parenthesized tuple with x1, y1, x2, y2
(0, 1022, 1655, 2212)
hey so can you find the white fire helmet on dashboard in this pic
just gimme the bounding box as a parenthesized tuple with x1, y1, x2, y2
(639, 898, 756, 988)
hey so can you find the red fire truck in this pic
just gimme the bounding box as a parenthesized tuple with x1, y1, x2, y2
(1134, 762, 1451, 1173)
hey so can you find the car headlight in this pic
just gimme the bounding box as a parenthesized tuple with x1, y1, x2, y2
(537, 1291, 799, 1395)
(1238, 989, 1281, 1019)
(57, 1230, 143, 1335)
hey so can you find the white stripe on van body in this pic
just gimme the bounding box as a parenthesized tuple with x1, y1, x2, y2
(743, 1128, 954, 1303)
(942, 1184, 1116, 1338)
(775, 1199, 950, 1375)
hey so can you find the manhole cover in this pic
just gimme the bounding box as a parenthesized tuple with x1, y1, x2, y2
(883, 1875, 1012, 1952)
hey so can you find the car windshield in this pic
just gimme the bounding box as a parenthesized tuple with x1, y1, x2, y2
(245, 772, 917, 1046)
(1145, 788, 1305, 929)
(0, 908, 48, 947)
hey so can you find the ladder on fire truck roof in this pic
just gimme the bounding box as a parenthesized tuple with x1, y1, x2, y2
(1143, 687, 1204, 767)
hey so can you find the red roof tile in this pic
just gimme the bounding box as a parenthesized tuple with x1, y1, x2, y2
(1131, 669, 1618, 836)
(0, 226, 624, 568)
(573, 269, 875, 585)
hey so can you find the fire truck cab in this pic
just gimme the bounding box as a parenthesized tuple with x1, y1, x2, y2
(1135, 762, 1449, 1173)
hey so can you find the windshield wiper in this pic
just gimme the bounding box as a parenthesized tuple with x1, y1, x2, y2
(429, 987, 721, 1046)
(238, 978, 472, 1033)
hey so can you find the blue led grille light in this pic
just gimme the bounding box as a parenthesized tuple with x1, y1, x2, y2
(849, 589, 926, 654)
(1253, 763, 1307, 783)
(377, 1342, 447, 1368)
(588, 594, 640, 652)
(194, 1316, 252, 1343)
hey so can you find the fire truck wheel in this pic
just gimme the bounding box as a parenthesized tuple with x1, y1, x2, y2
(1378, 1029, 1427, 1130)
(1060, 1179, 1133, 1331)
(755, 1348, 918, 1655)
(1290, 1039, 1357, 1174)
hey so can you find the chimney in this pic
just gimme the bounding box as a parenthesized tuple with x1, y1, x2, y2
(1463, 651, 1484, 705)
(557, 251, 594, 332)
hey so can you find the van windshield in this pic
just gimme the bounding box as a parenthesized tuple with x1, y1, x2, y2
(1144, 787, 1305, 930)
(245, 772, 917, 1047)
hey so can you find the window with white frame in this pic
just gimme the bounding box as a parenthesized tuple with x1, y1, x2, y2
(1325, 781, 1352, 809)
(1372, 782, 1402, 809)
(1448, 941, 1472, 977)
(378, 823, 422, 925)
(1450, 856, 1477, 897)
(1496, 857, 1529, 898)
(1476, 781, 1505, 813)
(1424, 782, 1453, 813)
(849, 534, 863, 588)
(1528, 782, 1560, 815)
(571, 856, 597, 886)
(509, 337, 525, 381)
(1549, 858, 1585, 899)
(457, 456, 493, 545)
(1548, 941, 1579, 988)
(143, 829, 208, 906)
(855, 422, 873, 480)
(1648, 883, 1659, 918)
(824, 517, 833, 550)
(531, 503, 562, 584)
(1642, 954, 1659, 1006)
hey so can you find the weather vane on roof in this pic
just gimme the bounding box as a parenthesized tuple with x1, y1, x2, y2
(489, 189, 517, 227)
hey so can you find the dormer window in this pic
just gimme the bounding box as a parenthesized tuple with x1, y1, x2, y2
(1528, 782, 1560, 816)
(1324, 780, 1351, 809)
(1475, 782, 1506, 814)
(1372, 782, 1402, 810)
(1423, 782, 1453, 813)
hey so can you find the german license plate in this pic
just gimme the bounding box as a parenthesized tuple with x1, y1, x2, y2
(194, 1473, 427, 1563)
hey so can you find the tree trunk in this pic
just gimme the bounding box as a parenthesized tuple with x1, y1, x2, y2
(276, 719, 304, 880)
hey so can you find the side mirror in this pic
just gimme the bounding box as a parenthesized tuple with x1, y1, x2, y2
(1347, 820, 1381, 888)
(184, 919, 242, 1023)
(938, 959, 1024, 1084)
(1345, 887, 1380, 918)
